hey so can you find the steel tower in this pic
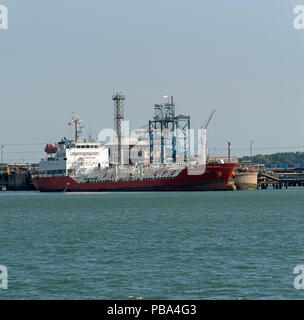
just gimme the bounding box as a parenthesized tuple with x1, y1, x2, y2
(149, 96, 190, 165)
(112, 93, 125, 166)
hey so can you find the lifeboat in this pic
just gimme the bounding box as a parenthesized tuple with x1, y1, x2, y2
(44, 144, 57, 154)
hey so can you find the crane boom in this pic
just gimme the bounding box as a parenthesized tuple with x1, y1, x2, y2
(202, 109, 216, 129)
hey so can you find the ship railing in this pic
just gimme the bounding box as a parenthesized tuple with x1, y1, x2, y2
(84, 175, 176, 184)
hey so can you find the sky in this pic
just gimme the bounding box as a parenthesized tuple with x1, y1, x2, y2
(1, 0, 304, 162)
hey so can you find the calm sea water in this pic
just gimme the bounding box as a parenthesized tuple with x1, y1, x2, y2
(0, 189, 304, 300)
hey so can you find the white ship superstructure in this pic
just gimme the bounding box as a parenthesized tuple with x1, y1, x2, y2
(39, 113, 109, 177)
(39, 140, 109, 177)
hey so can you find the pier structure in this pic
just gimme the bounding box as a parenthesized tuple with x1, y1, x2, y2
(234, 171, 258, 190)
(148, 96, 190, 165)
(0, 163, 38, 191)
(258, 167, 304, 189)
(233, 161, 304, 190)
(237, 161, 304, 189)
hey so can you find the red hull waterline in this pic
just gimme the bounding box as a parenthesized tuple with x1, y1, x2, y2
(32, 164, 238, 192)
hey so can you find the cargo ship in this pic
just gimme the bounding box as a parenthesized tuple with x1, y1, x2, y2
(32, 95, 237, 192)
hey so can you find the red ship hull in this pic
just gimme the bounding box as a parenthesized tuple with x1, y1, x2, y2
(32, 163, 237, 192)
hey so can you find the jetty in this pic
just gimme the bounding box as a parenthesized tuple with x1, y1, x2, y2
(258, 167, 304, 189)
(0, 164, 38, 191)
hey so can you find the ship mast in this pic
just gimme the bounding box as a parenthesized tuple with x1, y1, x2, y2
(71, 113, 83, 143)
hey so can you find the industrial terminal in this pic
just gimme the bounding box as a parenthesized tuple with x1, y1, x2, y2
(1, 94, 303, 192)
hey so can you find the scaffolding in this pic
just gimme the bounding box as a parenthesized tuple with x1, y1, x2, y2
(149, 96, 190, 165)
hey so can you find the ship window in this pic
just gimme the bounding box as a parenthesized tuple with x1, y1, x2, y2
(64, 158, 67, 160)
(81, 146, 85, 148)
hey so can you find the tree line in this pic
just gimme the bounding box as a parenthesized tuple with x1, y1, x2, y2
(239, 152, 304, 164)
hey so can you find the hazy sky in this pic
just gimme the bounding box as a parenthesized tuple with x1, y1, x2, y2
(1, 0, 304, 162)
